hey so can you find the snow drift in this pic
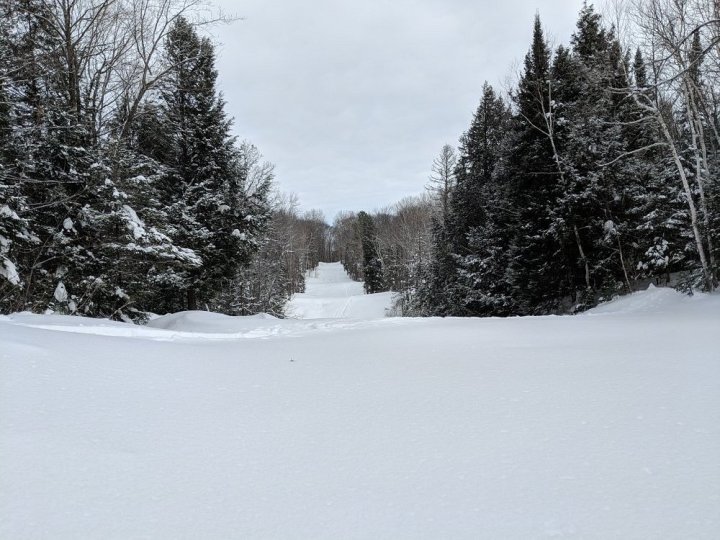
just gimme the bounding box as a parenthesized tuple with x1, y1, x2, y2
(587, 283, 712, 316)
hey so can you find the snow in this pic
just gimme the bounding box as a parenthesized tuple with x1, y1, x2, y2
(0, 257, 20, 285)
(586, 284, 711, 316)
(286, 261, 394, 319)
(148, 310, 279, 335)
(53, 281, 68, 303)
(1, 267, 719, 539)
(0, 204, 20, 220)
(121, 204, 146, 240)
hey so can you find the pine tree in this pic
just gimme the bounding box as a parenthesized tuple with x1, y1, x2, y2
(503, 15, 569, 314)
(447, 83, 512, 315)
(633, 49, 647, 89)
(0, 13, 29, 300)
(622, 49, 682, 285)
(357, 211, 384, 294)
(85, 134, 202, 319)
(557, 8, 630, 305)
(0, 2, 275, 317)
(448, 83, 509, 255)
(157, 18, 270, 311)
(3, 0, 101, 314)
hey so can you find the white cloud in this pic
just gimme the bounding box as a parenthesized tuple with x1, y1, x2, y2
(212, 0, 582, 220)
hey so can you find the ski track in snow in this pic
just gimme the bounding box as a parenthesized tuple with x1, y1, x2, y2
(285, 262, 395, 320)
(1, 262, 719, 539)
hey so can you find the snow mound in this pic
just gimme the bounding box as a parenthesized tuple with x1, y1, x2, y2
(146, 310, 277, 333)
(586, 284, 712, 315)
(1, 312, 189, 340)
(5, 312, 135, 329)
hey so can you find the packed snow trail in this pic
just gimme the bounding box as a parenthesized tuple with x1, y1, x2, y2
(286, 261, 393, 319)
(1, 288, 719, 539)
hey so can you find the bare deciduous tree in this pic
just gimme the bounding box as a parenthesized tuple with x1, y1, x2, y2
(621, 0, 719, 289)
(426, 144, 456, 222)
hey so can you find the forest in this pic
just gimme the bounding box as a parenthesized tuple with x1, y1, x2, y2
(0, 0, 718, 319)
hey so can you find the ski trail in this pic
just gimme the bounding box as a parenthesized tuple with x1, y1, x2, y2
(339, 296, 352, 318)
(286, 262, 393, 320)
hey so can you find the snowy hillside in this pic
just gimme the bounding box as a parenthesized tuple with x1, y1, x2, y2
(1, 266, 719, 539)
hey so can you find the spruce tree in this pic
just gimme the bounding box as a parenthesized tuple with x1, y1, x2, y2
(558, 7, 629, 304)
(3, 0, 101, 314)
(621, 49, 680, 286)
(447, 83, 512, 315)
(158, 18, 270, 311)
(357, 211, 384, 294)
(503, 15, 569, 314)
(448, 83, 509, 255)
(0, 15, 27, 299)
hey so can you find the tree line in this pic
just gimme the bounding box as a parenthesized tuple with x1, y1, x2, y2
(333, 0, 719, 317)
(0, 0, 330, 319)
(2, 0, 718, 320)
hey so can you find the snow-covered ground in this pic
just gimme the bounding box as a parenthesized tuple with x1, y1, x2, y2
(286, 261, 394, 319)
(1, 263, 719, 539)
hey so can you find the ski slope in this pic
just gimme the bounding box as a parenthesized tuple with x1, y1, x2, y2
(286, 262, 394, 319)
(1, 271, 719, 539)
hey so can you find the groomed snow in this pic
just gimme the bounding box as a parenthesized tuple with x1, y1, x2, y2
(286, 262, 394, 319)
(1, 263, 719, 539)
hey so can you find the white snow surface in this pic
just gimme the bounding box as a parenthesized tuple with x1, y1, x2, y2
(0, 257, 20, 286)
(286, 261, 394, 319)
(587, 283, 709, 316)
(1, 264, 719, 539)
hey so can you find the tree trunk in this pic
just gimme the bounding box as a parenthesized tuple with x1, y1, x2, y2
(187, 288, 197, 311)
(616, 235, 633, 293)
(685, 83, 717, 284)
(574, 225, 592, 291)
(656, 110, 714, 291)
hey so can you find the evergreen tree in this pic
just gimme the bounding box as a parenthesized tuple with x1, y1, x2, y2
(633, 48, 647, 89)
(623, 49, 683, 285)
(410, 2, 718, 316)
(558, 8, 631, 304)
(0, 2, 277, 317)
(503, 15, 569, 313)
(0, 13, 30, 300)
(449, 83, 509, 256)
(157, 18, 270, 311)
(419, 216, 453, 314)
(357, 211, 384, 294)
(3, 0, 102, 314)
(447, 83, 512, 315)
(419, 84, 511, 316)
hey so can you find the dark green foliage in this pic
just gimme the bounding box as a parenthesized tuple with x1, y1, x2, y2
(357, 211, 384, 294)
(0, 6, 273, 318)
(502, 15, 570, 313)
(413, 3, 715, 317)
(449, 83, 510, 255)
(133, 18, 272, 313)
(633, 49, 647, 89)
(425, 83, 511, 316)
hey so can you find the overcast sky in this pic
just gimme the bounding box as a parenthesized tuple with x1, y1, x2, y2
(211, 0, 583, 220)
